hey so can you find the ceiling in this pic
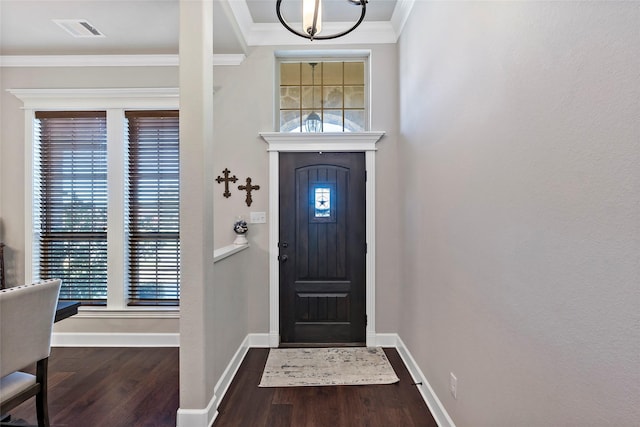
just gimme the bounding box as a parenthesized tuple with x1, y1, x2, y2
(0, 0, 407, 58)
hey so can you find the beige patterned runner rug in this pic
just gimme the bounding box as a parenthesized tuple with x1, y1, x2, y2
(258, 347, 399, 387)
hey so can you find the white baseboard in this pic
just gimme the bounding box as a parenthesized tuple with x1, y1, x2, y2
(211, 336, 249, 411)
(367, 331, 378, 347)
(176, 398, 217, 427)
(177, 334, 271, 427)
(211, 334, 269, 412)
(52, 332, 179, 347)
(268, 331, 280, 348)
(373, 332, 400, 347)
(248, 333, 271, 348)
(394, 335, 456, 427)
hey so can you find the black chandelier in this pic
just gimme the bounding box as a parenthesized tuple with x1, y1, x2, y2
(276, 0, 367, 41)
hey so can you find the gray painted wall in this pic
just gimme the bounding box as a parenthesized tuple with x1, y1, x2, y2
(211, 44, 402, 335)
(0, 44, 402, 337)
(397, 1, 639, 425)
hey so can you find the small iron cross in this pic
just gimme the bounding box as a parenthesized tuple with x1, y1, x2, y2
(238, 177, 260, 207)
(215, 168, 238, 198)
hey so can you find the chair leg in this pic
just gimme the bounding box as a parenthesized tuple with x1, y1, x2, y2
(35, 358, 50, 427)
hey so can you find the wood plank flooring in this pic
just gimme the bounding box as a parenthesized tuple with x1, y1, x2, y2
(214, 348, 437, 427)
(8, 347, 436, 427)
(7, 347, 179, 427)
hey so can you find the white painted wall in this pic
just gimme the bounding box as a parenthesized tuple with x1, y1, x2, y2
(397, 1, 639, 425)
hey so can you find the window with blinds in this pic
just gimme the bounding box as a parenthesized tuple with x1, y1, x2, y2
(126, 111, 180, 306)
(35, 111, 108, 304)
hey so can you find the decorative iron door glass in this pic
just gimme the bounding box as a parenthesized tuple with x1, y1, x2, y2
(311, 183, 336, 222)
(315, 187, 330, 216)
(279, 61, 366, 132)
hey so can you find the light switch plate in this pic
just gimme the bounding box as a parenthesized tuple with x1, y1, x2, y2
(250, 211, 266, 224)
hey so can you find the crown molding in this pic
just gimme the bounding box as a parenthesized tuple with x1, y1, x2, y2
(390, 0, 416, 37)
(211, 54, 247, 66)
(0, 54, 246, 68)
(7, 87, 180, 109)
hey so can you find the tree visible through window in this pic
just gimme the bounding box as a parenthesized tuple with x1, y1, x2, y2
(126, 111, 180, 305)
(35, 111, 108, 303)
(34, 109, 180, 306)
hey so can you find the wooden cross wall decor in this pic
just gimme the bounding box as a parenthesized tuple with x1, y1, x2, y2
(215, 168, 238, 198)
(238, 177, 260, 207)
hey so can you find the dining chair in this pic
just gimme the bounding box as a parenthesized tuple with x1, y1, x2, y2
(0, 279, 62, 427)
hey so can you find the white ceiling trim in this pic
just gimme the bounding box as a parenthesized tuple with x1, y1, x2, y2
(211, 54, 248, 66)
(0, 54, 246, 68)
(224, 0, 414, 47)
(390, 0, 416, 37)
(218, 0, 249, 53)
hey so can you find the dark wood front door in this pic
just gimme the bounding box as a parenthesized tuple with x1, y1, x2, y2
(279, 152, 366, 344)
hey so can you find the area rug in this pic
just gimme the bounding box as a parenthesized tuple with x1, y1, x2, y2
(258, 347, 399, 387)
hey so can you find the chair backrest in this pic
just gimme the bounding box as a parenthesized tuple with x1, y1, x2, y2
(0, 279, 61, 378)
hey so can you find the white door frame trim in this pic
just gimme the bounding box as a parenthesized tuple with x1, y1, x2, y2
(260, 132, 384, 347)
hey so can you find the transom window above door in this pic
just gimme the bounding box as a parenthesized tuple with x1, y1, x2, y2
(278, 60, 367, 133)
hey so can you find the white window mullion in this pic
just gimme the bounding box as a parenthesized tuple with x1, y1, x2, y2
(24, 109, 37, 284)
(106, 108, 126, 309)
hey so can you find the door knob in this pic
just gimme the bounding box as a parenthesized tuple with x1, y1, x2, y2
(279, 254, 289, 263)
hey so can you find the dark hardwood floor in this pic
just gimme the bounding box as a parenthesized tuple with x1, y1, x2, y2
(8, 347, 435, 427)
(7, 347, 179, 427)
(214, 348, 437, 427)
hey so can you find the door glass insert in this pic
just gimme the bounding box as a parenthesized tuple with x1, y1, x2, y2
(310, 182, 336, 223)
(315, 187, 331, 217)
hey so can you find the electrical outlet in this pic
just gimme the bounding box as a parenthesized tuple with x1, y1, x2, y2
(250, 211, 266, 224)
(449, 372, 457, 399)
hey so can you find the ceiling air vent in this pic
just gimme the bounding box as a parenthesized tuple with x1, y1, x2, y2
(53, 19, 105, 38)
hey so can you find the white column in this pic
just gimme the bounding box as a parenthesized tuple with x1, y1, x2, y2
(177, 0, 215, 425)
